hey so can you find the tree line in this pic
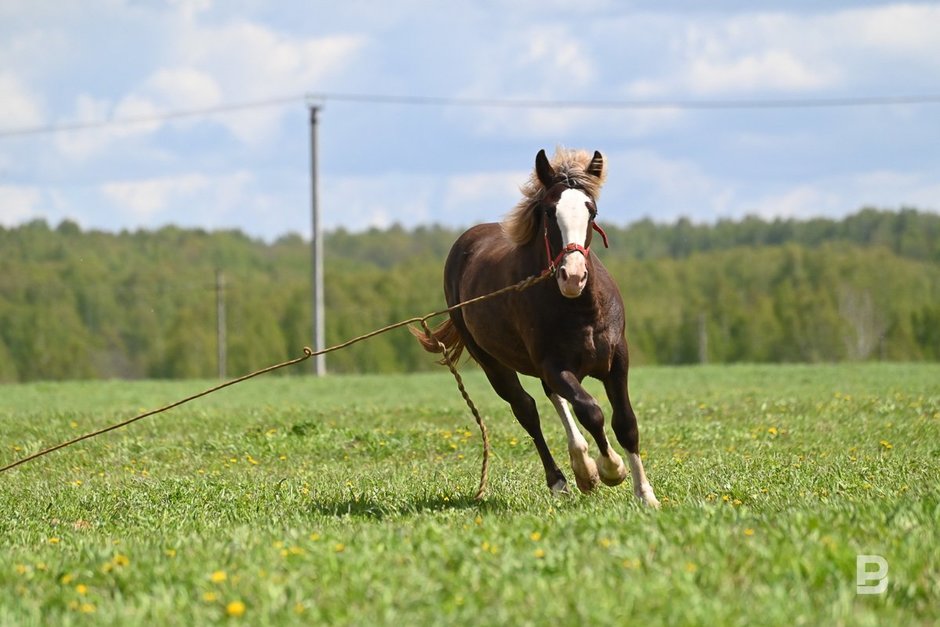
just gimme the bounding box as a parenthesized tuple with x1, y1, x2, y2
(0, 208, 938, 382)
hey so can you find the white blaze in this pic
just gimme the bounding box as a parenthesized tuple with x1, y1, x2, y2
(554, 188, 591, 296)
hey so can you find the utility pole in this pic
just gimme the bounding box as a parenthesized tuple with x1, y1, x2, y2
(309, 105, 326, 375)
(215, 269, 226, 378)
(698, 311, 708, 364)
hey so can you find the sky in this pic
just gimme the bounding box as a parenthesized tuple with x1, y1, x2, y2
(1, 0, 939, 241)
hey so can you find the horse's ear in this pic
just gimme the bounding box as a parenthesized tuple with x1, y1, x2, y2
(587, 150, 605, 179)
(535, 149, 555, 187)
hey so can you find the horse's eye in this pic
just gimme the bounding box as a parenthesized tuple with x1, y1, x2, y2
(586, 201, 598, 218)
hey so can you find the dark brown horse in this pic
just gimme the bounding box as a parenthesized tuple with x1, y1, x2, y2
(416, 147, 659, 506)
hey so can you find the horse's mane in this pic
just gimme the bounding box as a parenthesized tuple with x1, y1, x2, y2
(502, 147, 607, 246)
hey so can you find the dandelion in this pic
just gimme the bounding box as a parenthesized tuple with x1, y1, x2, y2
(533, 548, 545, 559)
(530, 531, 542, 542)
(685, 562, 698, 574)
(309, 532, 321, 542)
(246, 455, 259, 466)
(226, 601, 246, 617)
(744, 528, 755, 537)
(76, 584, 88, 595)
(48, 537, 61, 545)
(767, 426, 778, 436)
(14, 564, 28, 575)
(879, 440, 893, 450)
(210, 570, 227, 584)
(78, 603, 96, 614)
(474, 516, 483, 526)
(202, 592, 218, 602)
(165, 549, 177, 558)
(598, 538, 612, 549)
(293, 603, 306, 614)
(113, 554, 130, 567)
(334, 543, 346, 553)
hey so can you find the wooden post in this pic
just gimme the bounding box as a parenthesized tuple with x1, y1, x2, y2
(310, 105, 326, 375)
(215, 269, 226, 379)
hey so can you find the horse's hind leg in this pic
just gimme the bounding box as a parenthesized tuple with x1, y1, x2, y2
(603, 341, 660, 508)
(474, 356, 568, 493)
(543, 368, 628, 489)
(540, 381, 600, 493)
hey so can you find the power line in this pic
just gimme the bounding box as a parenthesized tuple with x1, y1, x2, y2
(309, 91, 940, 110)
(2, 91, 940, 139)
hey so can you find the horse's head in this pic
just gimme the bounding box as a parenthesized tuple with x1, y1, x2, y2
(535, 148, 608, 298)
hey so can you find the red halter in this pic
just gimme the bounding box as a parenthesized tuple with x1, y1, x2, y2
(543, 220, 609, 274)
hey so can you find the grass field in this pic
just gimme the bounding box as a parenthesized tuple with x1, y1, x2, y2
(1, 363, 938, 625)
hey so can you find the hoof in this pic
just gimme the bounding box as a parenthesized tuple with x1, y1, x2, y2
(569, 448, 600, 493)
(636, 487, 661, 509)
(597, 453, 628, 487)
(550, 478, 570, 495)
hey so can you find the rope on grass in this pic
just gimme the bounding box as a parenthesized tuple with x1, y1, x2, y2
(0, 268, 554, 500)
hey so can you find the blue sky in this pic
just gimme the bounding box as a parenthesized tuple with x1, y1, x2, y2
(1, 1, 939, 240)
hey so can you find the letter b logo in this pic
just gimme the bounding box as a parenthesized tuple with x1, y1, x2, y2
(856, 555, 888, 595)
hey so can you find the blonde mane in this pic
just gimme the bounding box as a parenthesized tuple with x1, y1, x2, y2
(502, 147, 607, 245)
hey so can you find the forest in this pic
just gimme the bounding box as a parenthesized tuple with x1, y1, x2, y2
(0, 207, 938, 382)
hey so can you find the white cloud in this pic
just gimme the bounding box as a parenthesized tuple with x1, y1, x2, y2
(100, 174, 212, 221)
(607, 150, 737, 221)
(443, 170, 528, 223)
(0, 72, 43, 128)
(168, 21, 365, 143)
(0, 185, 42, 225)
(325, 173, 435, 231)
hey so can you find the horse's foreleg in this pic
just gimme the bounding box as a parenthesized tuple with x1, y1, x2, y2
(546, 390, 600, 493)
(543, 368, 627, 488)
(475, 357, 568, 493)
(603, 342, 660, 508)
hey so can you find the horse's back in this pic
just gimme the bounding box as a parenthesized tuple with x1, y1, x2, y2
(443, 222, 515, 307)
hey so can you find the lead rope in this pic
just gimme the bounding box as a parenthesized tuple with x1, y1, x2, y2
(0, 269, 555, 500)
(421, 319, 489, 500)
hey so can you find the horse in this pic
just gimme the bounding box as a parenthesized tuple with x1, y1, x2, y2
(414, 147, 659, 506)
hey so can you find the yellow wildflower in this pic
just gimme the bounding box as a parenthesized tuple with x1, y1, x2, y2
(226, 601, 246, 617)
(210, 570, 227, 583)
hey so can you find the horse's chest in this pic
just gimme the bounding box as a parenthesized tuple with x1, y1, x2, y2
(556, 324, 612, 368)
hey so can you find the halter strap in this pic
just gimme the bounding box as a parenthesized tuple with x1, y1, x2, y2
(543, 220, 609, 274)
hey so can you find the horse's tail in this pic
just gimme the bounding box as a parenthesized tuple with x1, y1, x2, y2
(409, 318, 466, 365)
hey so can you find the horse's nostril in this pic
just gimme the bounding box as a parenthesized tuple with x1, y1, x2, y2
(559, 267, 569, 281)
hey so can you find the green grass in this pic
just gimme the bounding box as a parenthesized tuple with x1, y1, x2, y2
(1, 363, 938, 625)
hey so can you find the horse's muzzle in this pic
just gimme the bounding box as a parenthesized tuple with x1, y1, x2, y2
(557, 254, 588, 298)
